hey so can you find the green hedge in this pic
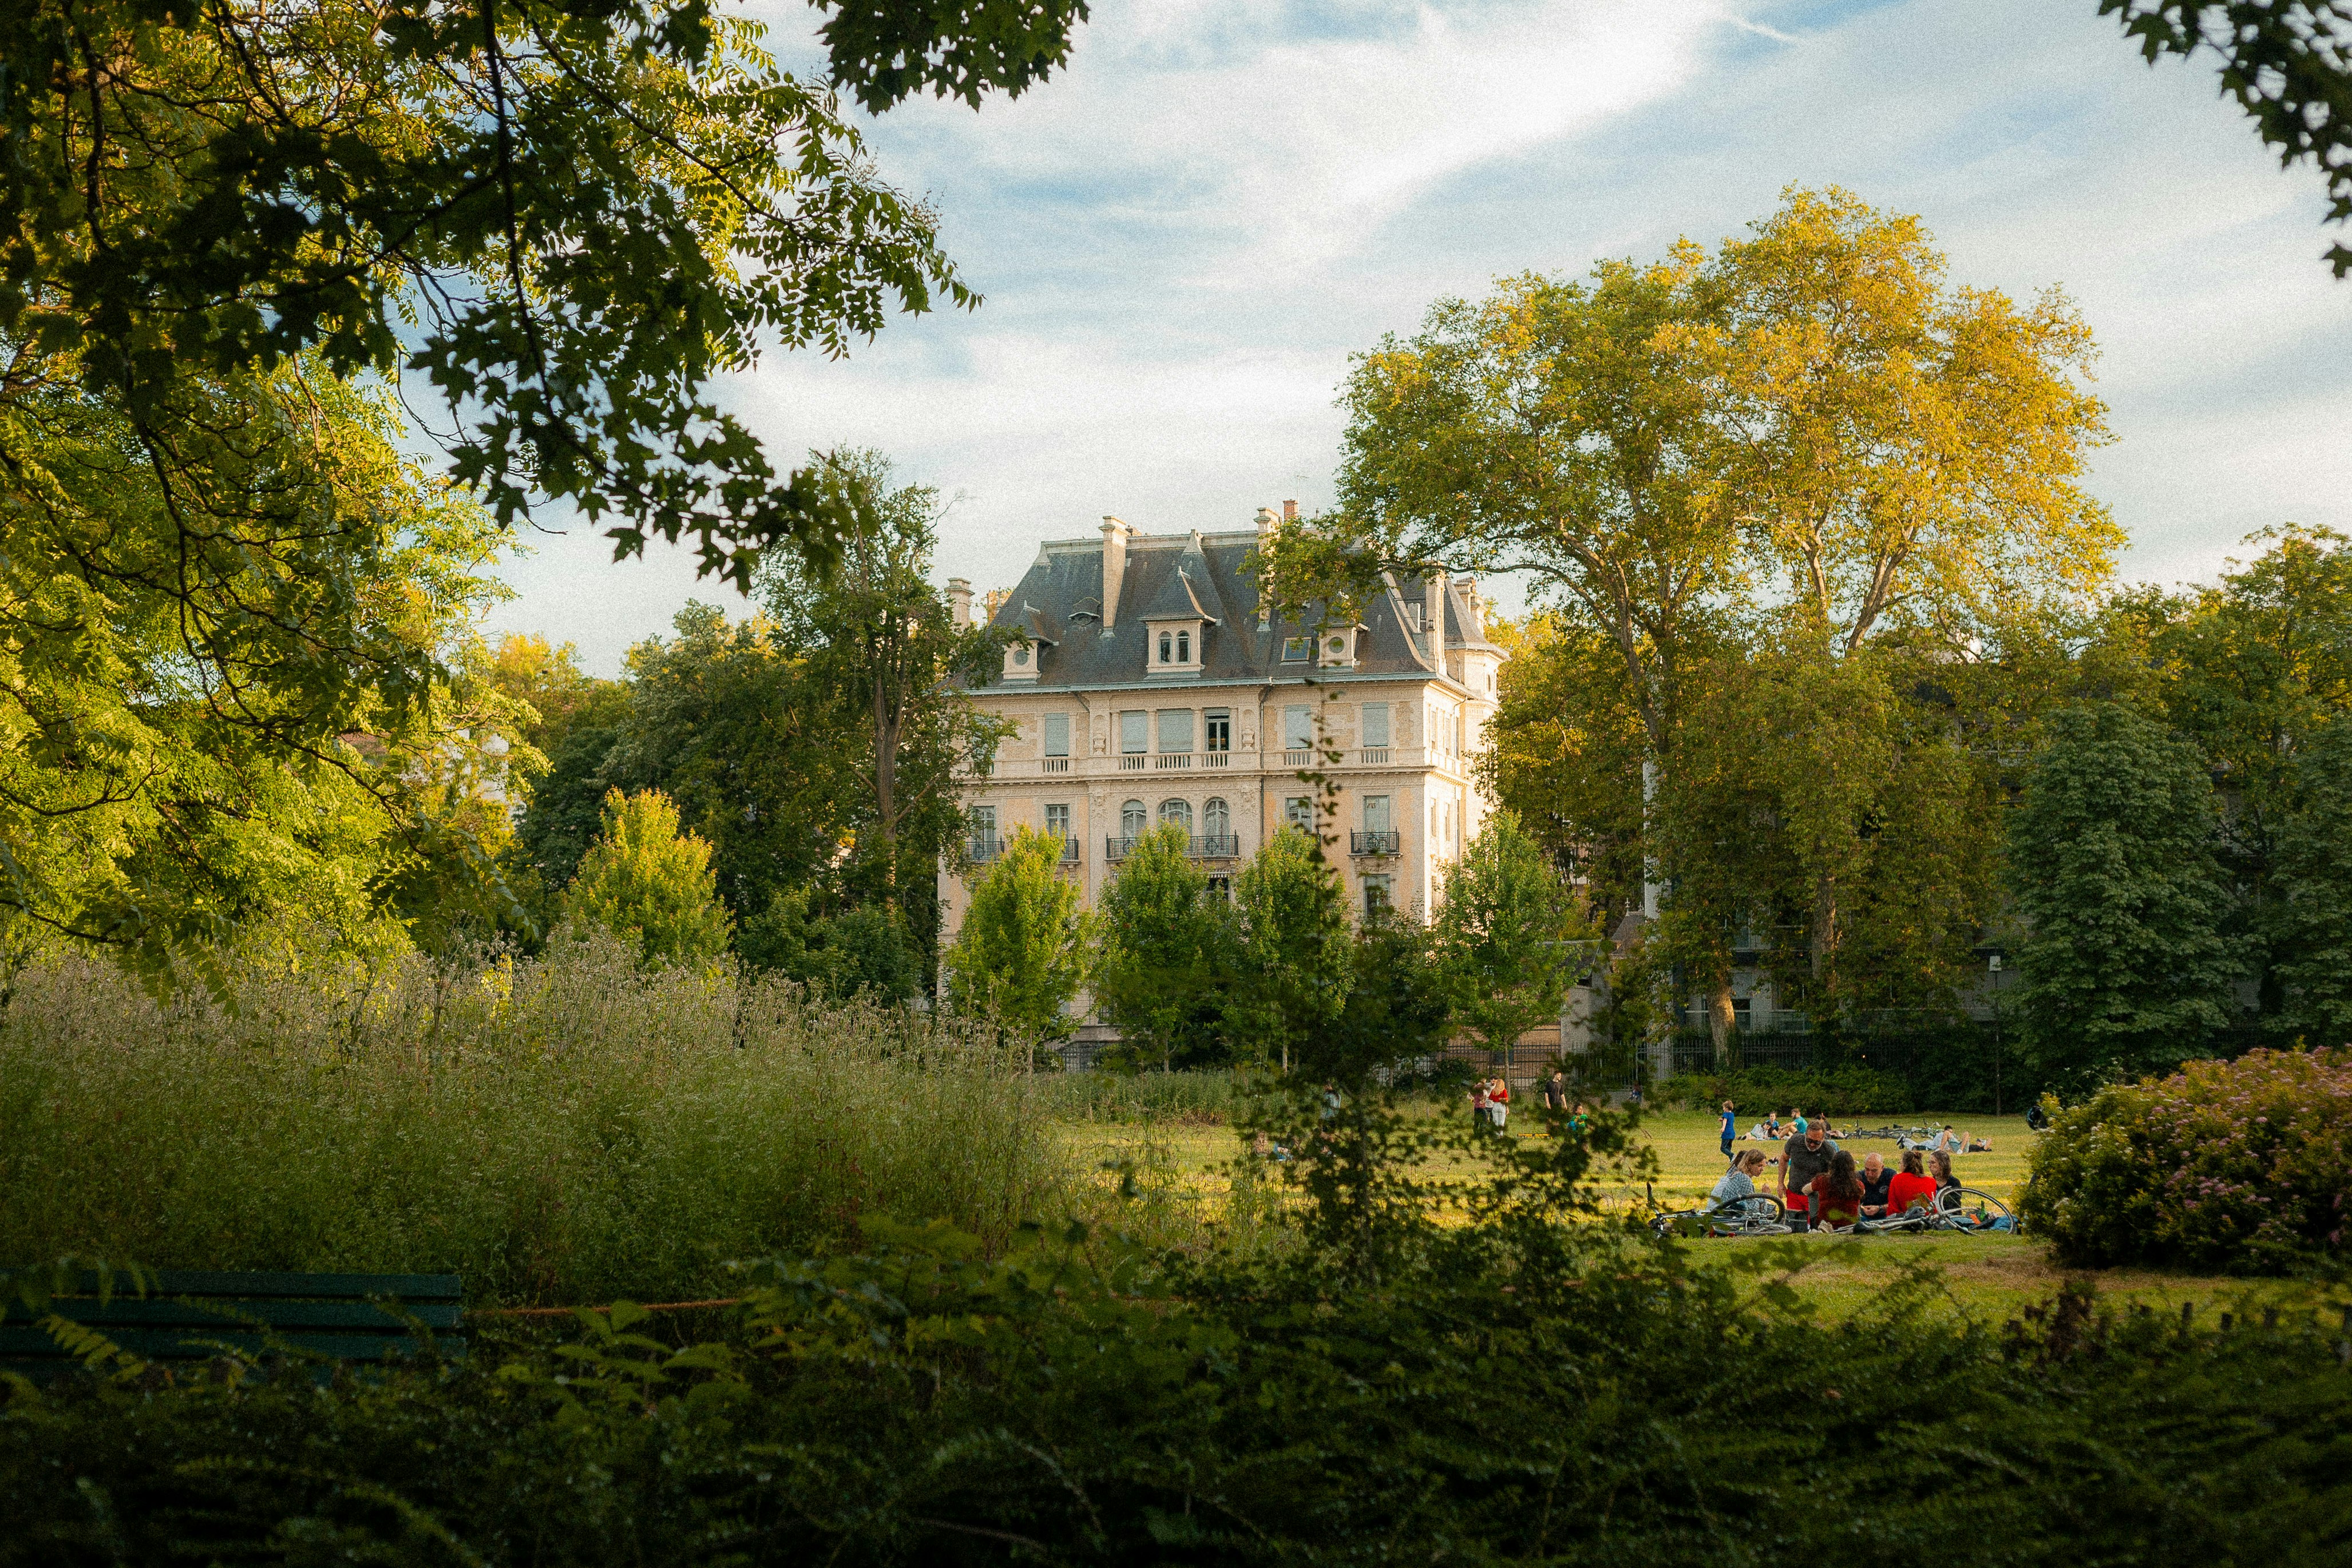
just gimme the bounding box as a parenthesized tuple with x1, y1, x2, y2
(5, 1225, 2348, 1565)
(2019, 1047, 2352, 1274)
(1656, 1064, 1914, 1117)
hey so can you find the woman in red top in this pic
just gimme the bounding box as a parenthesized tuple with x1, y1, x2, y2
(1886, 1149, 1939, 1217)
(1809, 1149, 1864, 1230)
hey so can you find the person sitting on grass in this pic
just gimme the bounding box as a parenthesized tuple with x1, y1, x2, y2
(1763, 1110, 1784, 1140)
(1791, 1106, 1809, 1137)
(1887, 1149, 1938, 1215)
(1929, 1149, 1961, 1192)
(1966, 1133, 1993, 1153)
(1708, 1149, 1769, 1214)
(1857, 1150, 1894, 1221)
(1780, 1119, 1834, 1231)
(1808, 1149, 1864, 1230)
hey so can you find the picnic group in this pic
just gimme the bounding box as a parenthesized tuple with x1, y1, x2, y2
(1715, 1102, 1990, 1231)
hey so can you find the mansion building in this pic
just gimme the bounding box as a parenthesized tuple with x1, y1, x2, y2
(939, 507, 1505, 955)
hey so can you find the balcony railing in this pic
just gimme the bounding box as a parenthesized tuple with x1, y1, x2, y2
(1106, 834, 1241, 861)
(1058, 838, 1082, 865)
(1119, 753, 1146, 769)
(1041, 757, 1070, 773)
(968, 836, 1002, 862)
(1359, 747, 1390, 765)
(1351, 830, 1401, 857)
(1154, 753, 1190, 770)
(1281, 748, 1313, 768)
(1202, 750, 1231, 767)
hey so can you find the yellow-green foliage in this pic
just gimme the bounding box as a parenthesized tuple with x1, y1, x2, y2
(944, 826, 1087, 1042)
(0, 935, 1064, 1305)
(563, 789, 735, 967)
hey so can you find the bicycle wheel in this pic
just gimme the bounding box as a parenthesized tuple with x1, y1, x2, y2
(1932, 1186, 2013, 1233)
(1705, 1194, 1790, 1237)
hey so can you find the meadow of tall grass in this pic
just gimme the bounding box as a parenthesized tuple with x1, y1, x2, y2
(0, 934, 1069, 1305)
(1031, 1067, 1244, 1124)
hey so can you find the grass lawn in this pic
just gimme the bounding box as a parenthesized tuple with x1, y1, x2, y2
(1059, 1104, 2330, 1325)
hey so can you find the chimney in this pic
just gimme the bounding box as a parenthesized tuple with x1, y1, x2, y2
(1282, 498, 1298, 522)
(1427, 569, 1450, 646)
(945, 577, 972, 628)
(1099, 517, 1129, 630)
(1459, 576, 1482, 635)
(1254, 505, 1278, 538)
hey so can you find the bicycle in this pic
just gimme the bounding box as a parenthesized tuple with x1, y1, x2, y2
(1645, 1183, 1795, 1240)
(1856, 1186, 2015, 1236)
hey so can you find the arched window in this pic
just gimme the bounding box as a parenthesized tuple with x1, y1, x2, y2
(1177, 629, 1191, 662)
(1159, 798, 1193, 833)
(1158, 631, 1171, 663)
(1122, 800, 1147, 837)
(1203, 798, 1229, 836)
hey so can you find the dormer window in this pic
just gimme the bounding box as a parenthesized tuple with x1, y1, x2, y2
(1317, 625, 1361, 669)
(1146, 617, 1203, 676)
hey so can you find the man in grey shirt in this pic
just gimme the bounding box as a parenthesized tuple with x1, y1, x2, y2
(1781, 1123, 1834, 1230)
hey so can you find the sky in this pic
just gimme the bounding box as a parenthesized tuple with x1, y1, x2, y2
(485, 0, 2352, 676)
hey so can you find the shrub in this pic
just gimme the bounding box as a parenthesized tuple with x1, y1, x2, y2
(1656, 1064, 1914, 1117)
(0, 936, 1066, 1304)
(2019, 1047, 2352, 1274)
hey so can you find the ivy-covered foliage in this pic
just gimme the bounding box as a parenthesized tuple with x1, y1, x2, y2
(2020, 1047, 2352, 1274)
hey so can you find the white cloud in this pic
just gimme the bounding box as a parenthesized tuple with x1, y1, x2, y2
(489, 0, 2352, 674)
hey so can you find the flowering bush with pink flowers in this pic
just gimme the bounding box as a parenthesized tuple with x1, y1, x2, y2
(2019, 1048, 2352, 1274)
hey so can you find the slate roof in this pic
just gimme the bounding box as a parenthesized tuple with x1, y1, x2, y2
(979, 528, 1495, 691)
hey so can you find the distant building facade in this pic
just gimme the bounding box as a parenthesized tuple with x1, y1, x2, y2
(940, 508, 1505, 968)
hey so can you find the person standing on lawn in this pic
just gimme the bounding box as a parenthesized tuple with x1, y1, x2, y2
(1781, 1120, 1834, 1231)
(1488, 1076, 1511, 1134)
(1542, 1066, 1570, 1133)
(1719, 1099, 1737, 1163)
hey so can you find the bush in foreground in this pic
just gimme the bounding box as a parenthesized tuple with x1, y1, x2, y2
(4, 1211, 2349, 1562)
(2019, 1047, 2352, 1274)
(0, 938, 1063, 1304)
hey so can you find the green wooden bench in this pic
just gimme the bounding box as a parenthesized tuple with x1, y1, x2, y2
(0, 1268, 464, 1378)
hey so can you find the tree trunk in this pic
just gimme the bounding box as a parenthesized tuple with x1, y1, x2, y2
(1708, 984, 1735, 1064)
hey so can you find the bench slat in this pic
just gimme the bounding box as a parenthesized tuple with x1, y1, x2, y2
(13, 1298, 462, 1332)
(12, 1269, 466, 1301)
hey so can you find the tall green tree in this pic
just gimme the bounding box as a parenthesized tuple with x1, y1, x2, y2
(1433, 813, 1590, 1064)
(944, 826, 1088, 1053)
(1228, 829, 1353, 1074)
(2006, 703, 2243, 1086)
(563, 789, 734, 968)
(1092, 823, 1237, 1072)
(2267, 717, 2352, 1043)
(2, 0, 1088, 579)
(0, 352, 525, 971)
(759, 450, 1009, 925)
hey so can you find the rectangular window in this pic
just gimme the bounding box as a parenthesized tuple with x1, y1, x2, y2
(1157, 708, 1194, 753)
(1203, 710, 1232, 753)
(1206, 875, 1232, 899)
(1044, 803, 1071, 841)
(1285, 796, 1314, 831)
(1363, 874, 1392, 918)
(971, 805, 996, 837)
(1281, 635, 1310, 662)
(1364, 795, 1392, 834)
(1043, 713, 1070, 758)
(1282, 704, 1312, 749)
(1361, 703, 1390, 749)
(1120, 711, 1148, 754)
(1455, 711, 1465, 752)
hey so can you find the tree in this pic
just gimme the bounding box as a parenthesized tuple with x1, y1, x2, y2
(2107, 525, 2352, 1028)
(0, 353, 525, 971)
(1433, 813, 1590, 1064)
(2101, 2, 2352, 277)
(2006, 703, 2242, 1086)
(2268, 717, 2352, 1043)
(2, 0, 1090, 580)
(739, 886, 920, 1005)
(943, 826, 1087, 1053)
(1710, 188, 2117, 656)
(1092, 823, 1237, 1072)
(758, 450, 1009, 924)
(1228, 829, 1353, 1073)
(1307, 908, 1455, 1086)
(563, 789, 733, 968)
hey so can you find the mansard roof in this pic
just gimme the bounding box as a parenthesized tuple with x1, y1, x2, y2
(977, 525, 1498, 691)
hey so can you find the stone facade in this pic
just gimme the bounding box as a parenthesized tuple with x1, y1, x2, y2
(940, 511, 1505, 979)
